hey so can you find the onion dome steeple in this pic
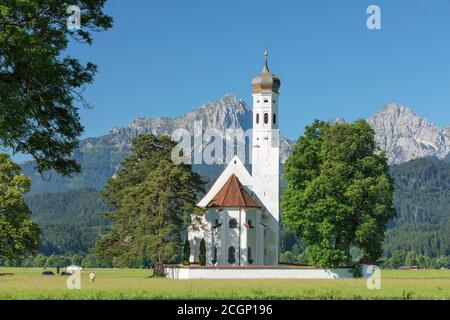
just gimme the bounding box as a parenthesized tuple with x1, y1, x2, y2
(251, 50, 281, 94)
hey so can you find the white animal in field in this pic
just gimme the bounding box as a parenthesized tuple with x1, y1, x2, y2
(89, 272, 96, 283)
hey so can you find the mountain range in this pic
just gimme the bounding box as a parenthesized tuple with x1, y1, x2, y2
(22, 94, 450, 194)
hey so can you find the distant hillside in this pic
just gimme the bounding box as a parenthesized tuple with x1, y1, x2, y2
(385, 158, 450, 258)
(22, 143, 129, 194)
(26, 188, 112, 255)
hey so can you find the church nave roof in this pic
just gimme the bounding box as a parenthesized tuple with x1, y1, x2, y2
(206, 174, 260, 208)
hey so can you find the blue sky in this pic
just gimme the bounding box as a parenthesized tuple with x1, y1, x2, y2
(21, 0, 450, 161)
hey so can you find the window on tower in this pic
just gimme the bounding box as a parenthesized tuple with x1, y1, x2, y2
(264, 113, 268, 124)
(273, 113, 276, 124)
(229, 218, 238, 229)
(256, 113, 260, 124)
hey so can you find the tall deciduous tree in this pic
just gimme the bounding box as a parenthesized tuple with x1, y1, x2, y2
(0, 0, 112, 175)
(0, 153, 40, 262)
(93, 135, 204, 275)
(282, 120, 396, 267)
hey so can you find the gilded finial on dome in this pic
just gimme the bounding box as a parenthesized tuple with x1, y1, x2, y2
(252, 50, 280, 94)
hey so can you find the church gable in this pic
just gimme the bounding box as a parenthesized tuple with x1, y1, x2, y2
(206, 174, 260, 208)
(197, 155, 252, 208)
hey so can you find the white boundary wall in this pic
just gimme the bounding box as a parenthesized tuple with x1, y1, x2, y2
(164, 265, 375, 279)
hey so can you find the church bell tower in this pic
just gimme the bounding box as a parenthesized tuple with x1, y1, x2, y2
(251, 51, 280, 265)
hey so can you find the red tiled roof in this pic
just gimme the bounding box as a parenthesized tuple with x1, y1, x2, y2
(206, 174, 260, 208)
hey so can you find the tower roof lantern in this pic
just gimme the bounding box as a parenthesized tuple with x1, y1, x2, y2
(251, 50, 281, 94)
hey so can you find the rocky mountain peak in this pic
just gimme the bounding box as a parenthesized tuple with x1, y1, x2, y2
(80, 94, 291, 161)
(176, 93, 252, 131)
(380, 103, 416, 116)
(368, 103, 450, 164)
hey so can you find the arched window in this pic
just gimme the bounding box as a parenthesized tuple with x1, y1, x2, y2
(228, 246, 236, 264)
(248, 247, 253, 264)
(264, 113, 268, 124)
(212, 247, 218, 264)
(229, 218, 238, 229)
(256, 113, 260, 124)
(273, 113, 276, 124)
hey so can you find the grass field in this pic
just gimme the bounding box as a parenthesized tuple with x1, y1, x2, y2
(1, 268, 450, 300)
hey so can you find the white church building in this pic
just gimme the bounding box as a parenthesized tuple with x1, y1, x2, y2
(188, 51, 281, 267)
(166, 52, 375, 279)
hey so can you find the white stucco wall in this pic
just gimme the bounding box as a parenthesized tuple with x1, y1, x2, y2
(252, 92, 280, 266)
(189, 207, 265, 266)
(164, 265, 375, 280)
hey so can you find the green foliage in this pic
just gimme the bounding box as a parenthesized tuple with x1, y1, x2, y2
(199, 238, 206, 266)
(81, 254, 111, 268)
(25, 188, 112, 255)
(382, 251, 450, 269)
(349, 262, 363, 278)
(93, 134, 205, 272)
(0, 0, 112, 175)
(282, 120, 396, 267)
(44, 254, 70, 268)
(0, 153, 40, 263)
(3, 253, 46, 267)
(279, 251, 296, 264)
(71, 254, 83, 266)
(183, 240, 190, 266)
(384, 251, 405, 269)
(280, 228, 298, 252)
(0, 253, 112, 268)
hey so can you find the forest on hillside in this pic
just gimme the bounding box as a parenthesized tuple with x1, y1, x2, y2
(384, 158, 450, 263)
(25, 188, 112, 256)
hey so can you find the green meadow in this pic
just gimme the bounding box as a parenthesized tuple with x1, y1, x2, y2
(1, 268, 450, 300)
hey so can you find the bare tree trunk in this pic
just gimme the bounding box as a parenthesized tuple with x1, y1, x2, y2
(153, 253, 164, 277)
